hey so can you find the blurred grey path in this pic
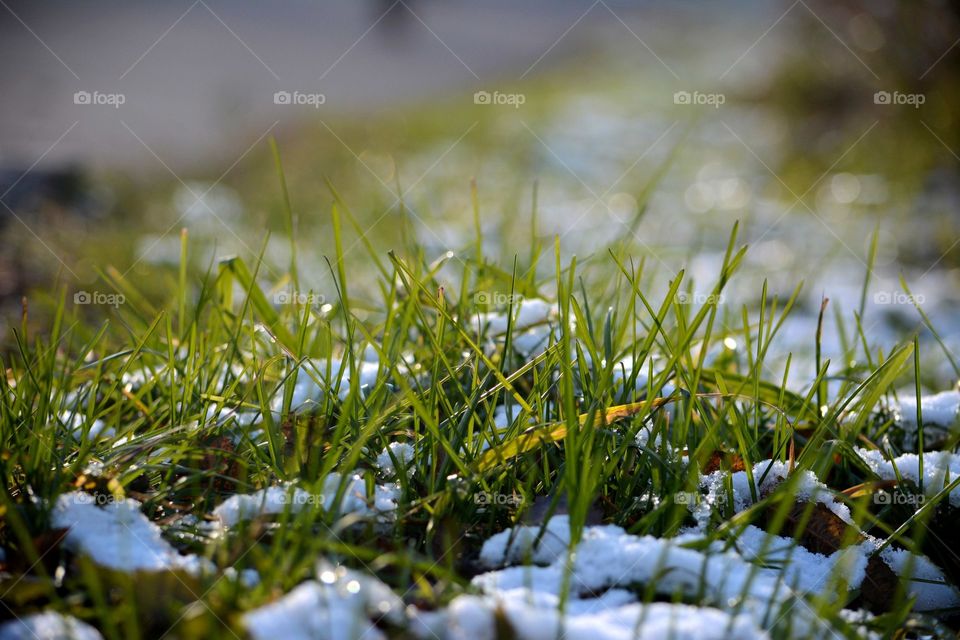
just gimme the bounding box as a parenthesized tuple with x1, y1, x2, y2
(0, 0, 616, 173)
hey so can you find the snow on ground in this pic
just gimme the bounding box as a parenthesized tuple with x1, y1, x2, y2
(856, 448, 960, 507)
(46, 467, 960, 639)
(52, 492, 209, 574)
(734, 518, 956, 611)
(273, 357, 383, 412)
(212, 485, 313, 527)
(880, 546, 960, 610)
(897, 389, 960, 430)
(410, 596, 769, 640)
(0, 612, 104, 640)
(694, 459, 855, 528)
(243, 565, 404, 640)
(492, 403, 524, 429)
(472, 299, 556, 336)
(211, 473, 400, 527)
(473, 502, 959, 636)
(478, 514, 573, 567)
(376, 442, 414, 478)
(607, 355, 676, 400)
(243, 543, 771, 640)
(240, 514, 828, 640)
(472, 299, 559, 359)
(470, 515, 825, 637)
(690, 460, 960, 611)
(892, 389, 960, 448)
(470, 513, 957, 636)
(60, 411, 115, 442)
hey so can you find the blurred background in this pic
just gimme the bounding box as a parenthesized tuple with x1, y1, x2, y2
(1, 0, 959, 382)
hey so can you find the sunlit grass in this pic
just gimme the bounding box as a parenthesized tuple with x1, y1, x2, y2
(1, 146, 958, 639)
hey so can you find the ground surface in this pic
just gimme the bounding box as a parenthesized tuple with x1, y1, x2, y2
(2, 2, 960, 639)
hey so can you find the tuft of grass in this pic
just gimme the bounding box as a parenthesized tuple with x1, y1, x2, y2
(1, 161, 958, 639)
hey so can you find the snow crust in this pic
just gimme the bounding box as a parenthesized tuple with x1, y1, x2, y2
(212, 474, 400, 527)
(857, 448, 960, 507)
(51, 492, 207, 574)
(0, 612, 104, 640)
(243, 566, 404, 640)
(376, 443, 415, 478)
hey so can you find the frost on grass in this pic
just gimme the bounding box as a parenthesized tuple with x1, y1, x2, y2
(52, 492, 208, 574)
(212, 473, 399, 527)
(243, 565, 404, 640)
(0, 611, 104, 640)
